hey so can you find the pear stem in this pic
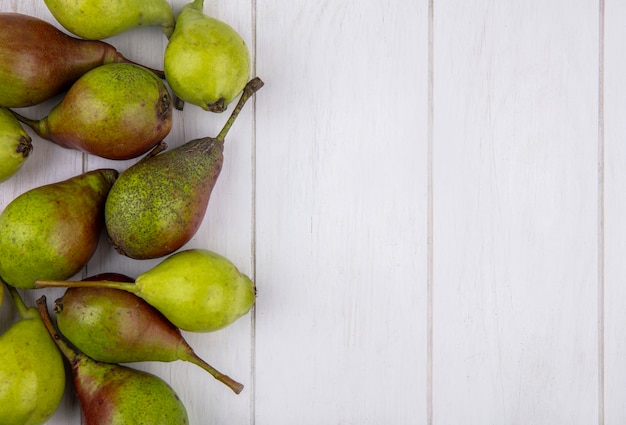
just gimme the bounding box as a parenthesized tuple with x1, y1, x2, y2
(35, 279, 139, 294)
(7, 109, 41, 133)
(180, 344, 244, 394)
(36, 296, 80, 364)
(2, 280, 31, 319)
(215, 77, 265, 143)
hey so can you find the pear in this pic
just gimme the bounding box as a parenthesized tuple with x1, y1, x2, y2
(37, 248, 256, 333)
(0, 12, 165, 108)
(0, 169, 118, 289)
(10, 63, 172, 160)
(105, 77, 262, 260)
(0, 107, 32, 183)
(43, 0, 175, 40)
(0, 282, 66, 425)
(55, 275, 244, 393)
(36, 296, 189, 425)
(164, 0, 251, 112)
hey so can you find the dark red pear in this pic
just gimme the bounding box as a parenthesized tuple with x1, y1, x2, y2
(0, 12, 165, 108)
(105, 77, 263, 259)
(36, 296, 189, 425)
(55, 273, 244, 394)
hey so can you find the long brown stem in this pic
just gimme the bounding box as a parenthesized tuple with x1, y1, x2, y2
(36, 296, 79, 364)
(35, 279, 139, 294)
(215, 77, 264, 143)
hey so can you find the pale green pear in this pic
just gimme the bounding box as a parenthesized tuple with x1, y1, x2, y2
(0, 107, 32, 183)
(164, 0, 251, 112)
(0, 282, 66, 425)
(37, 249, 256, 332)
(43, 0, 175, 40)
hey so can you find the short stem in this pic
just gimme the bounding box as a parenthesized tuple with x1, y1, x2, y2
(35, 279, 139, 294)
(215, 77, 265, 143)
(8, 109, 41, 133)
(36, 296, 79, 363)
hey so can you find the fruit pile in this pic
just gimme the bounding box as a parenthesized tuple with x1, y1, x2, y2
(0, 1, 263, 424)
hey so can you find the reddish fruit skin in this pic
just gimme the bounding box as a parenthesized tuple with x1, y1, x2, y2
(0, 13, 134, 107)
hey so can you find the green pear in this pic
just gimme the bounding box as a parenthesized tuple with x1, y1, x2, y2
(0, 107, 32, 183)
(104, 77, 262, 259)
(43, 0, 175, 40)
(164, 0, 251, 112)
(0, 282, 66, 425)
(0, 169, 118, 289)
(36, 296, 189, 425)
(37, 249, 256, 332)
(10, 63, 172, 160)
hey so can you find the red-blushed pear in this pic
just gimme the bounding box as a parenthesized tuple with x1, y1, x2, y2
(0, 169, 118, 289)
(36, 295, 189, 425)
(0, 12, 165, 108)
(55, 273, 244, 393)
(104, 77, 262, 260)
(10, 63, 172, 161)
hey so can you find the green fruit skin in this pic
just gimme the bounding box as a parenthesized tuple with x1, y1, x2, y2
(74, 358, 188, 425)
(0, 169, 118, 289)
(105, 137, 222, 259)
(0, 107, 32, 183)
(38, 63, 172, 160)
(164, 0, 251, 111)
(136, 249, 256, 332)
(0, 312, 66, 425)
(43, 0, 175, 40)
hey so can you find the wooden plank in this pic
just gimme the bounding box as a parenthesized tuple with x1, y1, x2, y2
(604, 1, 626, 423)
(432, 1, 600, 423)
(254, 0, 429, 423)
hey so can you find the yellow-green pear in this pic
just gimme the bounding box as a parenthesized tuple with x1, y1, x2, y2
(0, 282, 66, 425)
(164, 0, 251, 112)
(0, 107, 32, 183)
(37, 249, 256, 332)
(43, 0, 175, 40)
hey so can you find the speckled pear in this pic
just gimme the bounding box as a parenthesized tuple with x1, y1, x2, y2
(0, 13, 164, 108)
(0, 284, 66, 425)
(36, 296, 189, 425)
(164, 0, 251, 112)
(10, 63, 172, 160)
(55, 274, 244, 393)
(0, 107, 32, 183)
(0, 169, 118, 289)
(104, 77, 262, 260)
(43, 0, 175, 40)
(36, 248, 257, 333)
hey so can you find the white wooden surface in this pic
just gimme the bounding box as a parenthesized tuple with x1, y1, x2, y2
(0, 0, 620, 423)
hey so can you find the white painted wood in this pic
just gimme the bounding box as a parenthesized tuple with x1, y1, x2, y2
(433, 1, 600, 424)
(2, 1, 622, 424)
(604, 1, 626, 424)
(254, 0, 428, 423)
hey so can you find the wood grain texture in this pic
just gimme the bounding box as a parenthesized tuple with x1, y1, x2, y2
(432, 1, 600, 423)
(1, 0, 621, 424)
(254, 0, 428, 423)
